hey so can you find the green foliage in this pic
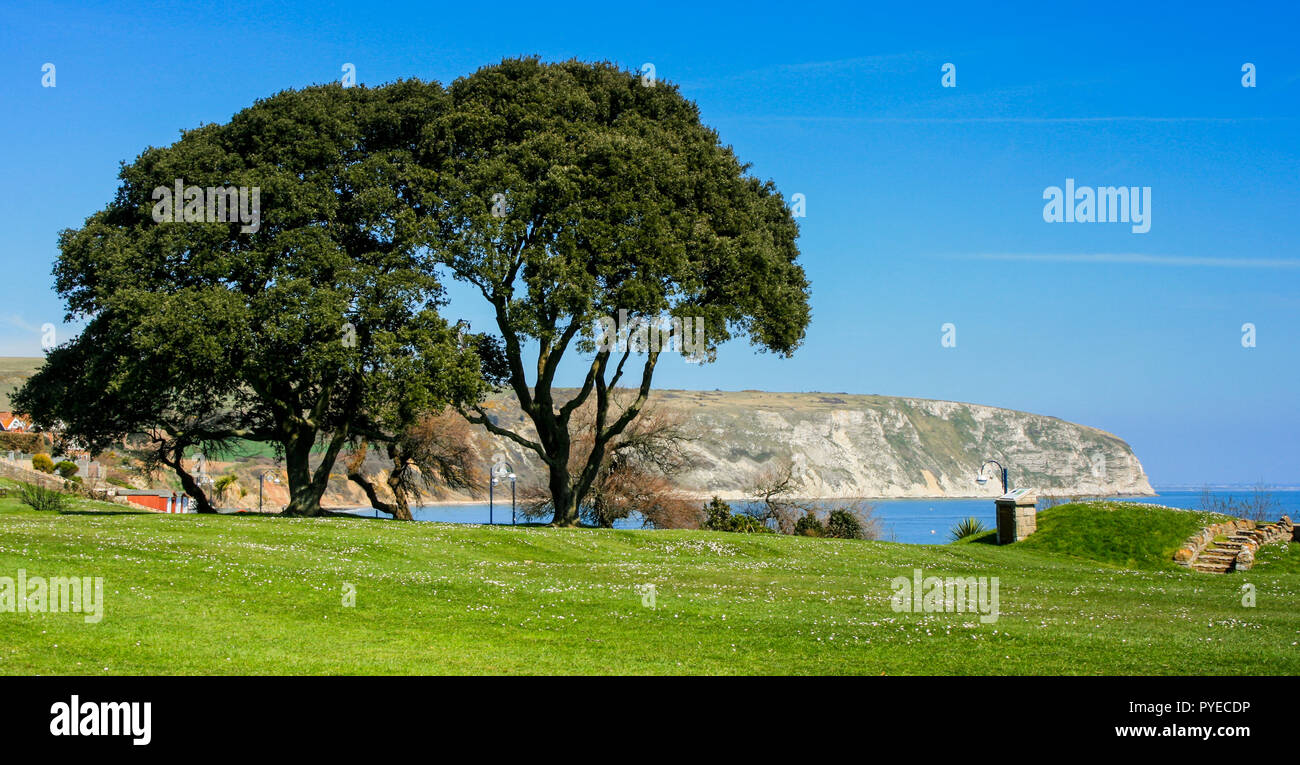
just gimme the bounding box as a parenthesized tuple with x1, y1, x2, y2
(14, 80, 485, 517)
(54, 460, 79, 479)
(703, 496, 733, 531)
(727, 514, 772, 534)
(14, 63, 812, 523)
(949, 516, 988, 542)
(18, 483, 70, 512)
(825, 509, 864, 540)
(794, 512, 825, 537)
(0, 432, 43, 453)
(212, 475, 239, 506)
(701, 497, 772, 534)
(429, 59, 811, 525)
(31, 453, 54, 474)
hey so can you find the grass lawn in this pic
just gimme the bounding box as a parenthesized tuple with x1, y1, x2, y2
(1, 486, 1297, 675)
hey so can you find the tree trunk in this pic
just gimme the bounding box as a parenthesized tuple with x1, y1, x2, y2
(175, 468, 218, 514)
(281, 435, 316, 515)
(345, 458, 413, 521)
(159, 447, 216, 514)
(282, 428, 350, 516)
(385, 465, 413, 521)
(174, 463, 217, 513)
(547, 465, 580, 527)
(347, 468, 411, 520)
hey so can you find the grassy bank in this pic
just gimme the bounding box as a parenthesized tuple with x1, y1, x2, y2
(0, 489, 1296, 675)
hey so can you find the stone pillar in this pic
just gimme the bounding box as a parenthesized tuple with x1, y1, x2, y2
(996, 489, 1037, 545)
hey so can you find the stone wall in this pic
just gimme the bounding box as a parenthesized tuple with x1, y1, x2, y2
(0, 458, 69, 490)
(1174, 515, 1293, 571)
(1232, 516, 1294, 570)
(0, 457, 134, 507)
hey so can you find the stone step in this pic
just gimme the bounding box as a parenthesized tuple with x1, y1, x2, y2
(1176, 517, 1294, 568)
(1199, 552, 1236, 562)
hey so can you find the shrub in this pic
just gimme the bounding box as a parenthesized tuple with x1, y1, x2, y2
(701, 498, 773, 533)
(213, 474, 239, 506)
(949, 516, 988, 542)
(31, 453, 55, 474)
(825, 509, 864, 539)
(54, 460, 79, 479)
(0, 432, 43, 453)
(703, 496, 732, 531)
(794, 512, 825, 537)
(19, 483, 70, 512)
(727, 514, 772, 533)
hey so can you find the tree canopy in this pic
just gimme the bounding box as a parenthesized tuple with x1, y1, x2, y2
(425, 58, 810, 525)
(18, 60, 810, 524)
(18, 80, 484, 516)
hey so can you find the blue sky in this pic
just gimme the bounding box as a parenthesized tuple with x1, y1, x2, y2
(2, 1, 1298, 485)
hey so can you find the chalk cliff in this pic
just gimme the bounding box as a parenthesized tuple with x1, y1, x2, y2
(469, 389, 1154, 500)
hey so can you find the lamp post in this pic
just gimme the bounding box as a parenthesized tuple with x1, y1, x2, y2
(258, 469, 280, 513)
(976, 459, 1009, 494)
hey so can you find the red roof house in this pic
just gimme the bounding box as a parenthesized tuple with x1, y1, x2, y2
(0, 412, 29, 433)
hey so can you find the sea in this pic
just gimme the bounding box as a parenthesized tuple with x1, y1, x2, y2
(343, 487, 1300, 545)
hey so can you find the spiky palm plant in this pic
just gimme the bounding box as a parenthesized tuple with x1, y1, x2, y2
(949, 516, 988, 542)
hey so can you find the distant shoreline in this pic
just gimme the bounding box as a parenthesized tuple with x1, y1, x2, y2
(324, 486, 1300, 513)
(326, 492, 1165, 510)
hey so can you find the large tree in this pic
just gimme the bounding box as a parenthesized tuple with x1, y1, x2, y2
(425, 58, 811, 526)
(18, 80, 484, 516)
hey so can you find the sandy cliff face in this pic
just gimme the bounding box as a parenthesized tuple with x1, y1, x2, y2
(441, 389, 1153, 502)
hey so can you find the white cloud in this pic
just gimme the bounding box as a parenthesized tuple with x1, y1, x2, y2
(960, 253, 1300, 269)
